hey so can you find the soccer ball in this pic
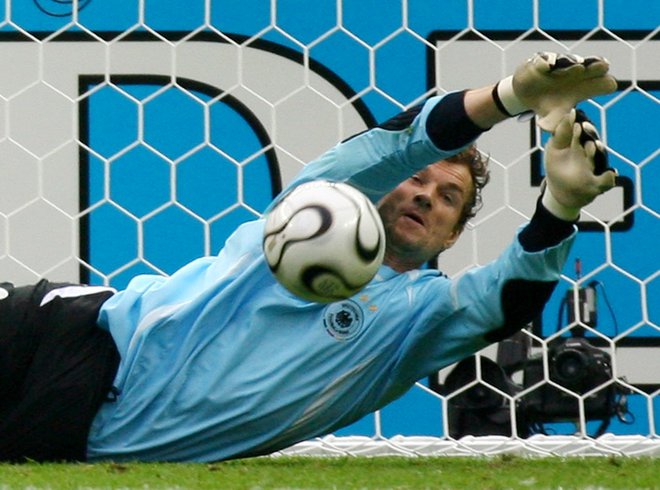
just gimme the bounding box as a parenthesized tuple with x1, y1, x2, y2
(263, 180, 386, 303)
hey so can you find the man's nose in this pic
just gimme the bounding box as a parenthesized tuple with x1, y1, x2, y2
(413, 192, 432, 210)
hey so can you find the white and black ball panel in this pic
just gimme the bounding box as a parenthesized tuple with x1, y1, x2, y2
(263, 204, 332, 270)
(331, 182, 384, 264)
(302, 266, 358, 302)
(262, 180, 385, 303)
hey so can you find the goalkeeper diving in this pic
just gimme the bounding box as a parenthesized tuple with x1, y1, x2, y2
(0, 52, 617, 462)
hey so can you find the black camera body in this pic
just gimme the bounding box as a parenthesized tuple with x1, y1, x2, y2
(522, 336, 617, 424)
(443, 335, 625, 438)
(441, 282, 630, 438)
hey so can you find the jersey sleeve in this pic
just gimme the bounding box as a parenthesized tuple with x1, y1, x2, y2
(387, 214, 577, 389)
(274, 92, 484, 205)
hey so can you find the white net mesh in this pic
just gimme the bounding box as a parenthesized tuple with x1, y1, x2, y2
(0, 1, 657, 456)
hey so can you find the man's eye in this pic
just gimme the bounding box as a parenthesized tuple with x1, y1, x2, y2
(411, 175, 422, 183)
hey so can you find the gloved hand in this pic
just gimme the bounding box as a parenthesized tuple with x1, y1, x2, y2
(493, 52, 617, 131)
(542, 109, 617, 221)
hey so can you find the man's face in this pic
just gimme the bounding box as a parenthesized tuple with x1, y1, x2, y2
(377, 160, 473, 270)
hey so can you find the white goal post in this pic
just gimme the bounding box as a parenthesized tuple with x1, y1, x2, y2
(0, 1, 657, 457)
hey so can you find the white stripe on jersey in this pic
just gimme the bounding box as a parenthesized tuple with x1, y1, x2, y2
(128, 302, 190, 352)
(40, 285, 116, 307)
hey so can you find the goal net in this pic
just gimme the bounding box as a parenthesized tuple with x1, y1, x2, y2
(0, 1, 657, 457)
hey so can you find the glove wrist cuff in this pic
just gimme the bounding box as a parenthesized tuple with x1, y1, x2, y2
(541, 186, 581, 222)
(493, 75, 529, 117)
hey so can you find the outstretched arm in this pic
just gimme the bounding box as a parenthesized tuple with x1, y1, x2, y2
(423, 52, 617, 151)
(286, 52, 617, 203)
(491, 109, 617, 341)
(392, 109, 617, 382)
(467, 52, 617, 131)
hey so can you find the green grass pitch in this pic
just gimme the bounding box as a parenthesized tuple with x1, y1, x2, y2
(0, 455, 658, 489)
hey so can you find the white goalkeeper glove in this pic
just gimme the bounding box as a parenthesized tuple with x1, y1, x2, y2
(542, 109, 617, 221)
(493, 52, 617, 131)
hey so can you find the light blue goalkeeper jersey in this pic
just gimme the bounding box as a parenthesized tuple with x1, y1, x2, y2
(87, 94, 575, 462)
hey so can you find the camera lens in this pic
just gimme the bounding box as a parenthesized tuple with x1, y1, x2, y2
(553, 349, 588, 385)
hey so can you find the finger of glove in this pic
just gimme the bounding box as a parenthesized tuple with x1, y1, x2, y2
(551, 53, 585, 70)
(577, 119, 600, 147)
(574, 109, 599, 136)
(548, 62, 585, 78)
(581, 140, 615, 196)
(548, 109, 576, 147)
(576, 76, 618, 97)
(592, 140, 611, 176)
(593, 169, 617, 193)
(582, 138, 611, 177)
(583, 56, 610, 76)
(537, 110, 566, 132)
(572, 123, 591, 155)
(573, 110, 608, 171)
(583, 139, 597, 165)
(574, 108, 594, 124)
(530, 52, 553, 73)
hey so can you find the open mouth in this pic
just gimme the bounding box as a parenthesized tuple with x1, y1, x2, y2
(403, 212, 424, 226)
